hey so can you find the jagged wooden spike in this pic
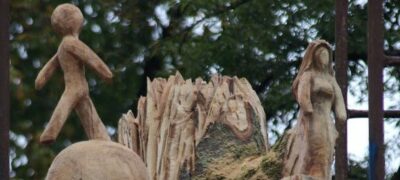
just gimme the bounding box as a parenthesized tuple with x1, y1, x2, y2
(118, 110, 140, 155)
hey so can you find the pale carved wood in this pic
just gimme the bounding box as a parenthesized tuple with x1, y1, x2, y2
(118, 110, 140, 155)
(41, 4, 149, 180)
(35, 3, 111, 144)
(45, 140, 149, 180)
(118, 72, 269, 180)
(282, 40, 347, 180)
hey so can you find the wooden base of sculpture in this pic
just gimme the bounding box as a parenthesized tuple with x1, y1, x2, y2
(45, 140, 148, 180)
(282, 123, 338, 180)
(281, 175, 320, 180)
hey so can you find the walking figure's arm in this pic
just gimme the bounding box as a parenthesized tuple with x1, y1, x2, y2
(35, 54, 59, 90)
(64, 38, 113, 82)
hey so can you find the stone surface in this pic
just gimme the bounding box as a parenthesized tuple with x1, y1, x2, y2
(35, 3, 112, 144)
(283, 40, 346, 179)
(45, 140, 149, 180)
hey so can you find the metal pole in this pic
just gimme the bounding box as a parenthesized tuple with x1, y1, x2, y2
(349, 109, 400, 118)
(367, 0, 385, 179)
(335, 0, 349, 179)
(0, 0, 10, 179)
(385, 55, 400, 66)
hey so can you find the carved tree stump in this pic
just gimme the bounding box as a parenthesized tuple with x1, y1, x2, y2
(118, 72, 268, 180)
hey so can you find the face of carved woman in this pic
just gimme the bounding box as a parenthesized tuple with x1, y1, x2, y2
(316, 47, 330, 69)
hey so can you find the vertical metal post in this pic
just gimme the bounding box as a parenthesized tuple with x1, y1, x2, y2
(0, 0, 10, 179)
(367, 0, 385, 179)
(335, 0, 349, 179)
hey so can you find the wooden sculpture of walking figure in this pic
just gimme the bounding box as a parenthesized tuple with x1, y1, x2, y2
(35, 3, 112, 144)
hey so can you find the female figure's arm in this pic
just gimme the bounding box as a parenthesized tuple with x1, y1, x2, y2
(297, 71, 313, 116)
(333, 80, 347, 122)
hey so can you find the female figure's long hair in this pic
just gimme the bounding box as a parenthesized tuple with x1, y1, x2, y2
(292, 40, 334, 100)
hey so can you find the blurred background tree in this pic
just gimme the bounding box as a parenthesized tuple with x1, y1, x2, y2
(10, 0, 400, 179)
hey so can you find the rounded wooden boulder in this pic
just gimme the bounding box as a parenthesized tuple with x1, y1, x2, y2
(45, 140, 148, 180)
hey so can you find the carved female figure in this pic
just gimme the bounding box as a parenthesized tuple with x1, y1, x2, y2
(283, 40, 346, 179)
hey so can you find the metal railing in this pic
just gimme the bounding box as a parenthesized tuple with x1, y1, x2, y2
(335, 0, 400, 179)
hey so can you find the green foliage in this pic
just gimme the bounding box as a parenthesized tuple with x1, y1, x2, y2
(232, 142, 259, 159)
(260, 132, 288, 180)
(260, 152, 282, 180)
(347, 158, 368, 179)
(10, 0, 400, 179)
(240, 167, 257, 179)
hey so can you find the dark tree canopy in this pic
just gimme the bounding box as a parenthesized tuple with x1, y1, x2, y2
(10, 0, 400, 178)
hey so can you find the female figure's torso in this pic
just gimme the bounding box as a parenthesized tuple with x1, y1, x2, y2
(303, 71, 337, 178)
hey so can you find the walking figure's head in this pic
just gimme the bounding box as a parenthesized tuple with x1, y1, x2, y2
(51, 4, 84, 36)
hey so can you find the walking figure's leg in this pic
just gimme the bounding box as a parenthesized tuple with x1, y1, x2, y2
(40, 92, 78, 144)
(75, 96, 110, 141)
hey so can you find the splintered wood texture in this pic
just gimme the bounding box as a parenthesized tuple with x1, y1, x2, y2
(118, 72, 268, 180)
(45, 140, 149, 180)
